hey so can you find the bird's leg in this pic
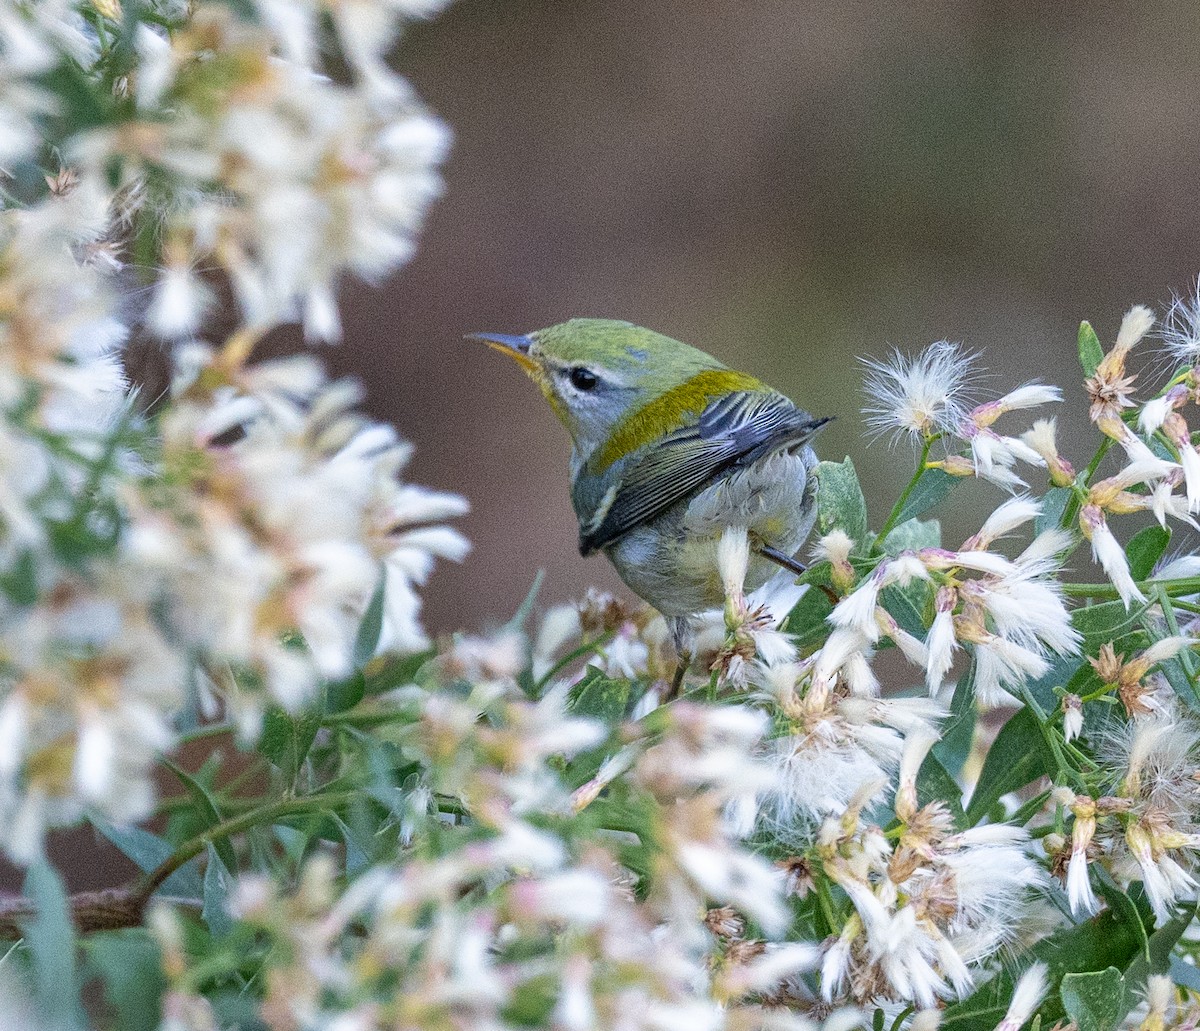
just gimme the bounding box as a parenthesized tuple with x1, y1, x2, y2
(756, 544, 806, 577)
(756, 544, 840, 605)
(665, 615, 693, 701)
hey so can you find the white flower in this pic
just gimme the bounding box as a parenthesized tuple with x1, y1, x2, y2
(1066, 848, 1097, 916)
(962, 495, 1041, 551)
(1061, 694, 1083, 744)
(994, 963, 1048, 1031)
(1080, 504, 1144, 608)
(925, 598, 958, 694)
(1160, 282, 1200, 365)
(829, 572, 882, 640)
(861, 342, 976, 444)
(147, 264, 213, 342)
(972, 636, 1050, 708)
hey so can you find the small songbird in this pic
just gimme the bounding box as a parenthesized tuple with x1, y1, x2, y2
(471, 318, 829, 693)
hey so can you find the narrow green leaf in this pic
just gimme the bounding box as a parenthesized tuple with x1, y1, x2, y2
(933, 662, 978, 777)
(20, 862, 85, 1031)
(202, 843, 233, 939)
(504, 569, 545, 633)
(1060, 968, 1129, 1031)
(965, 707, 1053, 824)
(331, 814, 372, 875)
(352, 577, 386, 667)
(1073, 600, 1146, 651)
(783, 583, 834, 649)
(1092, 864, 1150, 963)
(1078, 321, 1104, 378)
(1126, 525, 1170, 581)
(915, 752, 965, 827)
(161, 758, 238, 873)
(880, 581, 931, 638)
(95, 823, 203, 898)
(894, 469, 959, 526)
(568, 667, 630, 724)
(815, 458, 869, 545)
(1157, 656, 1200, 711)
(942, 906, 1147, 1030)
(1125, 903, 1198, 986)
(259, 707, 321, 786)
(325, 672, 366, 714)
(1035, 487, 1072, 535)
(84, 929, 165, 1031)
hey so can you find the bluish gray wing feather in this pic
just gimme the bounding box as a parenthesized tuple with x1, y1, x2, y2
(577, 392, 828, 555)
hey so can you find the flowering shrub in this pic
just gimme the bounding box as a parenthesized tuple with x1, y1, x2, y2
(3, 2, 1200, 1030)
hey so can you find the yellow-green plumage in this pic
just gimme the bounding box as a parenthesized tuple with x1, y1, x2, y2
(589, 368, 766, 474)
(472, 317, 828, 661)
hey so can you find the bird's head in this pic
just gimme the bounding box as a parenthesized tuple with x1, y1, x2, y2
(469, 318, 729, 456)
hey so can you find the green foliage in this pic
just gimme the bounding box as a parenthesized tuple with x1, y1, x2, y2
(893, 468, 959, 526)
(964, 707, 1054, 824)
(1060, 969, 1130, 1031)
(1078, 321, 1104, 378)
(85, 931, 165, 1031)
(20, 862, 86, 1031)
(815, 457, 869, 545)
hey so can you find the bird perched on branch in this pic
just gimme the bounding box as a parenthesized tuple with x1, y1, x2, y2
(471, 318, 829, 695)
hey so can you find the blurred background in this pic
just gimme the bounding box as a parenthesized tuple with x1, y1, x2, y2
(317, 0, 1200, 635)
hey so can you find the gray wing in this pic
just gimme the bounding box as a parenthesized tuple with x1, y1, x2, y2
(576, 391, 829, 556)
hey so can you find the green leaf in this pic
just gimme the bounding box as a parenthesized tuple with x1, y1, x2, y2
(1170, 955, 1200, 992)
(1126, 525, 1170, 581)
(783, 582, 834, 649)
(1092, 864, 1150, 964)
(259, 707, 321, 786)
(915, 751, 965, 827)
(893, 468, 959, 526)
(96, 823, 203, 898)
(965, 707, 1053, 824)
(20, 861, 86, 1031)
(0, 549, 38, 605)
(880, 516, 941, 555)
(325, 672, 366, 713)
(1156, 655, 1200, 711)
(1073, 600, 1146, 651)
(331, 814, 372, 875)
(1125, 903, 1198, 986)
(1035, 487, 1072, 535)
(504, 569, 545, 633)
(161, 758, 237, 873)
(1078, 321, 1104, 378)
(84, 929, 165, 1031)
(1060, 968, 1130, 1031)
(880, 581, 931, 638)
(932, 663, 978, 777)
(352, 578, 386, 667)
(942, 906, 1147, 1030)
(202, 843, 233, 939)
(568, 667, 631, 724)
(815, 458, 869, 545)
(363, 648, 436, 695)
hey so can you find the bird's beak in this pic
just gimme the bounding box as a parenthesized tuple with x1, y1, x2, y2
(466, 331, 539, 374)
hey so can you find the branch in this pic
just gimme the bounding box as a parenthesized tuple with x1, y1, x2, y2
(0, 884, 156, 939)
(0, 789, 357, 939)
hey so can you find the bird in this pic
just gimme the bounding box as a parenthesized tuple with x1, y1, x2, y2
(470, 318, 829, 695)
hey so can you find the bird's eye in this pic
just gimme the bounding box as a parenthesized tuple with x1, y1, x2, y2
(568, 367, 599, 392)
